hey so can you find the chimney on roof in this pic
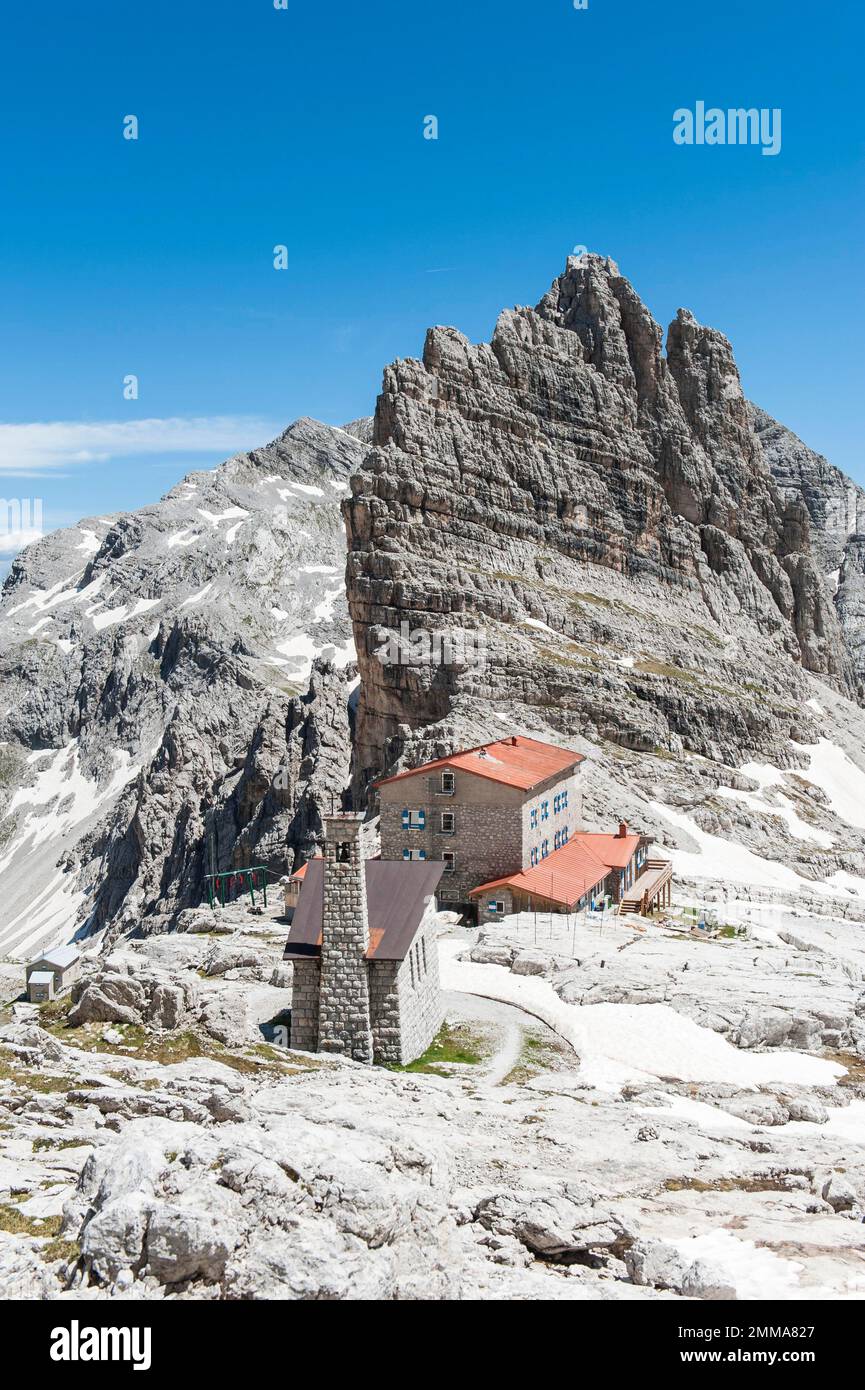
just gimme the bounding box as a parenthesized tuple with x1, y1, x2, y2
(318, 812, 373, 1064)
(617, 820, 628, 839)
(510, 736, 518, 746)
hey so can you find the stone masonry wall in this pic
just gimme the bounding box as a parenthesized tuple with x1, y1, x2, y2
(317, 815, 374, 1063)
(290, 958, 320, 1051)
(393, 908, 443, 1064)
(368, 960, 401, 1063)
(380, 777, 524, 903)
(477, 887, 515, 927)
(519, 767, 583, 866)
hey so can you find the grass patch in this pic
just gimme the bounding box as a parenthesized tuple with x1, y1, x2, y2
(663, 1174, 796, 1194)
(569, 591, 644, 620)
(385, 1022, 487, 1075)
(691, 624, 724, 648)
(634, 657, 700, 684)
(0, 1203, 63, 1238)
(527, 639, 598, 672)
(32, 1136, 86, 1153)
(0, 1057, 70, 1093)
(37, 998, 74, 1029)
(502, 1033, 570, 1086)
(40, 1237, 79, 1265)
(39, 1010, 321, 1080)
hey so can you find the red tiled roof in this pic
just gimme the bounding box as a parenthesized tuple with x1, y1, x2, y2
(374, 735, 584, 793)
(289, 852, 323, 882)
(574, 831, 641, 870)
(469, 830, 641, 908)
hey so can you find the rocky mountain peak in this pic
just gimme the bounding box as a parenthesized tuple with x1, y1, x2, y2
(345, 257, 857, 791)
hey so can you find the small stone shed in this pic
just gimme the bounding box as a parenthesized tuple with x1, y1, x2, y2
(284, 812, 444, 1065)
(25, 944, 81, 1003)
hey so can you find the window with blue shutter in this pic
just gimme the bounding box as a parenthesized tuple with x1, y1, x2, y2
(402, 848, 410, 860)
(530, 807, 538, 829)
(401, 808, 410, 829)
(541, 800, 549, 821)
(541, 839, 549, 859)
(419, 849, 426, 860)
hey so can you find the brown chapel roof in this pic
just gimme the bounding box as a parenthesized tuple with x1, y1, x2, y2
(283, 858, 444, 962)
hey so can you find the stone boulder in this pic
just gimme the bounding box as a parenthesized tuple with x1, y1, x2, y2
(68, 973, 146, 1026)
(202, 946, 261, 978)
(822, 1174, 859, 1212)
(68, 967, 199, 1032)
(475, 1187, 627, 1261)
(145, 1202, 240, 1285)
(625, 1239, 737, 1300)
(510, 949, 550, 978)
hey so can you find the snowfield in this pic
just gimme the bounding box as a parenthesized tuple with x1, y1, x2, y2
(439, 940, 844, 1091)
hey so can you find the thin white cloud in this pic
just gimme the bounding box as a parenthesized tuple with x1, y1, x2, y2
(0, 527, 42, 557)
(0, 416, 279, 475)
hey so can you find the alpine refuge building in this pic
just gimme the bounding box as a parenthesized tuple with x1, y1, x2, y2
(284, 811, 443, 1065)
(375, 735, 585, 918)
(373, 734, 671, 924)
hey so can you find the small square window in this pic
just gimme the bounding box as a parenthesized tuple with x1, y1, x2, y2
(441, 811, 455, 833)
(442, 850, 456, 873)
(441, 771, 455, 794)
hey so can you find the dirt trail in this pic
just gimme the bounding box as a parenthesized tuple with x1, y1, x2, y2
(442, 988, 563, 1085)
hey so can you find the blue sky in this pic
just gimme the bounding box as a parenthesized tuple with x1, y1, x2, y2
(0, 0, 862, 558)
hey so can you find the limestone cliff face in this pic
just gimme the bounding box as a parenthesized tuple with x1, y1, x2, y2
(751, 403, 865, 700)
(344, 256, 853, 788)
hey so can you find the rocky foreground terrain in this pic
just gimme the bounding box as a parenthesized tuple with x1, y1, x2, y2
(2, 903, 865, 1301)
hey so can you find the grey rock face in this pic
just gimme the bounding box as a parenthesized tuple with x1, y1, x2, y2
(344, 255, 857, 793)
(751, 403, 865, 702)
(0, 419, 367, 950)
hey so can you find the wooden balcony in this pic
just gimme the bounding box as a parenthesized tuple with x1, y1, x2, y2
(617, 858, 673, 917)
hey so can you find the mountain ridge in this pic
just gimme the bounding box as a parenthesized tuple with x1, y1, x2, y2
(2, 257, 865, 952)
